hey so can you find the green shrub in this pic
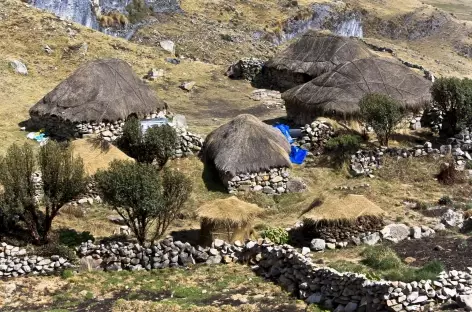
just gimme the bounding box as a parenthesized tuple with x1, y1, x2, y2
(58, 229, 94, 248)
(438, 195, 453, 206)
(431, 77, 472, 135)
(359, 93, 405, 146)
(95, 161, 192, 244)
(261, 227, 289, 245)
(325, 134, 362, 168)
(118, 117, 178, 168)
(0, 142, 86, 244)
(61, 269, 75, 279)
(36, 243, 78, 263)
(361, 246, 402, 270)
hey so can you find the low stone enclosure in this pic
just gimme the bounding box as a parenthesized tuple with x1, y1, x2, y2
(2, 233, 472, 312)
(224, 167, 290, 194)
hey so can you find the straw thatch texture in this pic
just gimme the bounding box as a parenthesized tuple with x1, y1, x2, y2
(202, 114, 291, 177)
(30, 58, 167, 123)
(283, 57, 432, 125)
(300, 194, 385, 241)
(197, 196, 263, 245)
(262, 31, 373, 91)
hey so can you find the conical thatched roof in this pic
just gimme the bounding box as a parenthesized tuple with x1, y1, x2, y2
(202, 114, 291, 176)
(29, 58, 167, 123)
(262, 31, 373, 91)
(196, 196, 264, 226)
(283, 57, 432, 124)
(301, 194, 385, 221)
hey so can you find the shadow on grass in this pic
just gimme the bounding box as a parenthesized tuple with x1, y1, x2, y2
(201, 162, 227, 193)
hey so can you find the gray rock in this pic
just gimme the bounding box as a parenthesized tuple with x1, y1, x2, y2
(456, 294, 472, 311)
(310, 239, 326, 251)
(441, 209, 464, 228)
(180, 81, 196, 91)
(10, 60, 28, 75)
(381, 224, 410, 243)
(326, 243, 336, 250)
(306, 293, 323, 304)
(344, 302, 358, 312)
(160, 40, 175, 54)
(213, 239, 225, 248)
(411, 226, 422, 239)
(301, 247, 310, 256)
(362, 232, 380, 246)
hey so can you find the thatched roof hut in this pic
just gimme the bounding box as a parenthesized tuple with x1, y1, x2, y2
(197, 196, 264, 245)
(262, 31, 373, 91)
(30, 58, 167, 123)
(300, 194, 385, 241)
(283, 57, 432, 125)
(202, 114, 291, 178)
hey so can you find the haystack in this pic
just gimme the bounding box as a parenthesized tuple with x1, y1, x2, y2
(71, 139, 133, 176)
(283, 57, 432, 125)
(262, 31, 373, 91)
(301, 194, 385, 241)
(196, 196, 263, 245)
(29, 58, 167, 137)
(202, 114, 291, 189)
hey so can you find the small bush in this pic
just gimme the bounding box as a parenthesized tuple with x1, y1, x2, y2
(61, 269, 75, 279)
(325, 134, 362, 168)
(36, 243, 78, 263)
(261, 227, 289, 245)
(359, 93, 405, 146)
(126, 0, 152, 23)
(361, 246, 402, 270)
(58, 229, 94, 248)
(438, 195, 453, 206)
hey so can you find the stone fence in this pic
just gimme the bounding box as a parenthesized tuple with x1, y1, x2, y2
(2, 233, 472, 311)
(0, 243, 72, 278)
(224, 167, 290, 194)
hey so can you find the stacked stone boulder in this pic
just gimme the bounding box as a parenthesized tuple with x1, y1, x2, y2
(293, 120, 335, 154)
(0, 243, 72, 278)
(173, 128, 204, 158)
(226, 167, 290, 194)
(226, 58, 265, 81)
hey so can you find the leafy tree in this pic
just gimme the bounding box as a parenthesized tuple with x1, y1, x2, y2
(359, 93, 405, 146)
(0, 142, 85, 244)
(95, 160, 192, 244)
(431, 77, 472, 135)
(118, 117, 178, 168)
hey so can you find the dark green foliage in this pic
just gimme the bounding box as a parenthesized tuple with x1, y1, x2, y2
(58, 229, 94, 248)
(325, 134, 362, 167)
(438, 195, 453, 206)
(118, 117, 178, 168)
(359, 93, 405, 146)
(153, 169, 193, 240)
(261, 227, 289, 244)
(125, 0, 152, 23)
(61, 269, 75, 279)
(431, 77, 472, 135)
(95, 161, 192, 244)
(36, 242, 78, 263)
(0, 142, 85, 244)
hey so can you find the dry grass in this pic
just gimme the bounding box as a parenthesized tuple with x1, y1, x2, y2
(196, 197, 264, 226)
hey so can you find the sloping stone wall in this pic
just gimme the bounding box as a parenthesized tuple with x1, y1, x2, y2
(223, 167, 290, 194)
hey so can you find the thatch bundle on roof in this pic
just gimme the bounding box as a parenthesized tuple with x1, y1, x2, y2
(283, 57, 432, 125)
(30, 58, 167, 124)
(300, 194, 385, 241)
(202, 114, 291, 179)
(196, 196, 263, 245)
(261, 31, 373, 91)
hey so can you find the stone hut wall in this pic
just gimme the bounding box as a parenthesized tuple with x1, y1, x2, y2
(224, 167, 290, 194)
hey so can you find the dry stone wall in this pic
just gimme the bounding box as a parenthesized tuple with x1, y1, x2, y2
(0, 243, 72, 278)
(293, 120, 335, 155)
(224, 167, 290, 194)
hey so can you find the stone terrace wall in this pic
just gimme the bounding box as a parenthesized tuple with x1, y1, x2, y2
(0, 243, 72, 278)
(224, 167, 290, 194)
(293, 120, 335, 155)
(74, 237, 472, 312)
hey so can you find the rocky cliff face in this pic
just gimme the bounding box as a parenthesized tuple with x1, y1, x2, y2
(30, 0, 181, 34)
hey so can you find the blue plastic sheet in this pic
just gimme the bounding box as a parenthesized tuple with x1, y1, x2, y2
(290, 146, 307, 165)
(273, 124, 293, 143)
(274, 123, 307, 164)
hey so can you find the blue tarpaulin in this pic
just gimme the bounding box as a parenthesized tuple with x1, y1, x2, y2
(273, 123, 307, 164)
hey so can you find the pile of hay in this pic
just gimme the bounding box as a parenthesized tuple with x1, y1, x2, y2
(300, 194, 385, 241)
(71, 139, 133, 175)
(196, 196, 264, 245)
(202, 114, 291, 177)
